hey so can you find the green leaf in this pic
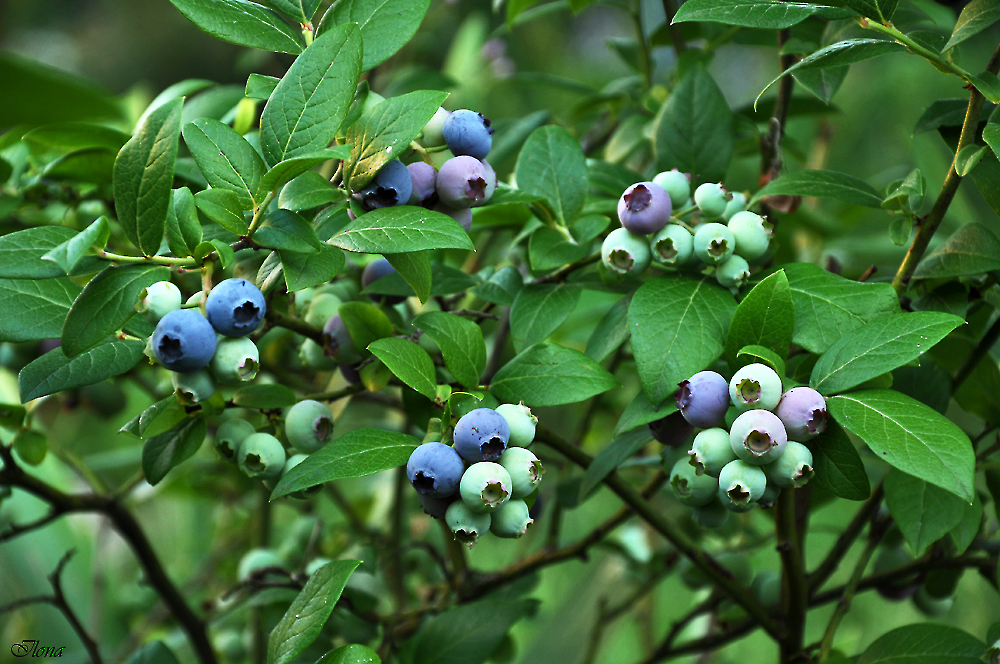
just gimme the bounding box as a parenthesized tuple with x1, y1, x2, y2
(259, 24, 362, 167)
(725, 270, 793, 370)
(914, 99, 970, 135)
(673, 0, 853, 28)
(808, 419, 870, 500)
(654, 66, 734, 184)
(233, 384, 298, 409)
(0, 227, 92, 279)
(339, 302, 394, 350)
(736, 345, 786, 377)
(18, 339, 145, 403)
(259, 146, 353, 192)
(23, 121, 129, 154)
(120, 396, 187, 440)
(514, 125, 588, 224)
(210, 239, 235, 269)
(195, 188, 249, 235)
(0, 278, 81, 343)
(413, 312, 487, 389)
(41, 217, 109, 275)
(614, 391, 677, 437)
(490, 342, 620, 407)
(944, 0, 1000, 51)
(113, 97, 183, 255)
(168, 0, 304, 54)
(579, 427, 653, 500)
(912, 223, 1000, 279)
(166, 187, 202, 257)
(885, 469, 967, 557)
(828, 389, 976, 502)
(183, 118, 267, 208)
(385, 251, 432, 303)
(255, 209, 322, 253)
(329, 207, 475, 253)
(810, 312, 963, 394)
(280, 244, 346, 291)
(509, 284, 581, 353)
(586, 295, 631, 363)
(0, 52, 122, 127)
(950, 493, 983, 554)
(62, 265, 170, 357)
(756, 40, 905, 109)
(857, 624, 985, 664)
(528, 226, 590, 271)
(142, 417, 207, 485)
(271, 428, 419, 499)
(956, 144, 987, 176)
(368, 337, 438, 400)
(629, 276, 736, 405)
(124, 641, 180, 664)
(405, 599, 537, 664)
(344, 90, 449, 192)
(784, 262, 900, 354)
(327, 0, 431, 71)
(267, 560, 362, 664)
(246, 73, 280, 101)
(748, 169, 882, 208)
(266, 0, 322, 23)
(841, 0, 898, 23)
(316, 645, 381, 664)
(471, 266, 523, 306)
(278, 171, 343, 211)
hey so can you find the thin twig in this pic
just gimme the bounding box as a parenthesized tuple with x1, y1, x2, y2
(807, 478, 885, 593)
(953, 315, 1000, 392)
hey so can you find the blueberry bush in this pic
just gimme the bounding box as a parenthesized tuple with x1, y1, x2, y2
(1, 0, 1000, 662)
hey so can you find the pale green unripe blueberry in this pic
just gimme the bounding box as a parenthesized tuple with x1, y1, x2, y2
(716, 254, 751, 289)
(764, 441, 814, 488)
(728, 211, 773, 261)
(752, 570, 781, 609)
(729, 409, 788, 465)
(652, 169, 691, 208)
(692, 499, 730, 529)
(722, 191, 748, 221)
(668, 458, 718, 507)
(285, 399, 334, 453)
(293, 286, 315, 311)
(282, 453, 321, 499)
(729, 363, 782, 412)
(495, 403, 537, 447)
(602, 227, 651, 275)
(757, 483, 780, 509)
(215, 419, 256, 462)
(238, 432, 286, 479)
(237, 548, 283, 581)
(213, 630, 246, 663)
(718, 460, 766, 507)
(210, 337, 259, 384)
(460, 462, 512, 513)
(693, 183, 729, 218)
(650, 224, 693, 267)
(490, 499, 533, 538)
(446, 499, 491, 545)
(305, 557, 333, 576)
(172, 369, 216, 404)
(498, 447, 544, 498)
(912, 586, 954, 616)
(421, 107, 451, 147)
(300, 338, 336, 370)
(304, 293, 343, 327)
(138, 281, 182, 323)
(362, 90, 385, 115)
(692, 222, 735, 265)
(688, 428, 737, 477)
(186, 290, 205, 307)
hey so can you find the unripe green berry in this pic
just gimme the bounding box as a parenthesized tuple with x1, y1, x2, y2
(694, 183, 729, 218)
(716, 254, 751, 289)
(729, 363, 782, 412)
(728, 211, 773, 260)
(495, 403, 537, 447)
(285, 399, 334, 453)
(305, 557, 333, 576)
(490, 498, 533, 538)
(692, 222, 735, 265)
(282, 453, 321, 499)
(729, 409, 788, 465)
(652, 169, 691, 208)
(688, 428, 737, 477)
(757, 483, 780, 509)
(304, 293, 342, 327)
(238, 432, 286, 479)
(752, 570, 781, 609)
(722, 192, 748, 221)
(650, 224, 694, 267)
(718, 460, 766, 507)
(300, 338, 336, 369)
(446, 499, 491, 545)
(602, 227, 651, 275)
(422, 107, 451, 147)
(692, 498, 730, 529)
(668, 458, 718, 507)
(172, 368, 216, 404)
(210, 337, 259, 384)
(215, 419, 256, 462)
(498, 447, 544, 499)
(460, 462, 512, 513)
(12, 430, 46, 466)
(763, 441, 814, 488)
(137, 281, 182, 323)
(237, 548, 283, 581)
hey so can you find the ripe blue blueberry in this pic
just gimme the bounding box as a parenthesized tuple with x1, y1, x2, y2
(237, 548, 284, 581)
(454, 408, 510, 462)
(460, 461, 512, 513)
(498, 447, 544, 498)
(436, 156, 496, 209)
(362, 257, 406, 306)
(692, 222, 735, 264)
(648, 410, 694, 447)
(650, 224, 694, 267)
(728, 211, 773, 261)
(693, 183, 729, 219)
(152, 309, 218, 372)
(617, 182, 672, 235)
(340, 363, 362, 385)
(494, 403, 537, 447)
(407, 442, 465, 498)
(172, 368, 216, 404)
(137, 281, 181, 323)
(422, 107, 451, 147)
(300, 338, 336, 370)
(729, 363, 782, 412)
(215, 419, 256, 462)
(210, 337, 259, 384)
(359, 159, 412, 211)
(442, 109, 494, 159)
(775, 387, 828, 441)
(688, 427, 737, 477)
(718, 459, 766, 507)
(433, 203, 472, 232)
(407, 162, 438, 206)
(206, 278, 266, 337)
(692, 498, 730, 529)
(238, 432, 287, 479)
(323, 314, 362, 365)
(729, 409, 788, 465)
(282, 454, 322, 499)
(418, 493, 455, 520)
(602, 227, 651, 275)
(722, 192, 748, 221)
(675, 370, 729, 429)
(445, 500, 491, 545)
(652, 169, 691, 208)
(716, 254, 751, 289)
(490, 499, 533, 538)
(668, 458, 719, 507)
(285, 399, 334, 453)
(763, 441, 814, 488)
(304, 293, 342, 327)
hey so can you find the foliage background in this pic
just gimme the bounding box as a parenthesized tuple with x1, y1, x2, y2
(0, 0, 998, 662)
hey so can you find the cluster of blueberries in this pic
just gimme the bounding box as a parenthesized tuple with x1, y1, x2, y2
(603, 172, 773, 290)
(664, 364, 827, 527)
(353, 108, 498, 232)
(405, 404, 544, 546)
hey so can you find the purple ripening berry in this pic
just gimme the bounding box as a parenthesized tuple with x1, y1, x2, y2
(675, 370, 729, 429)
(617, 182, 672, 235)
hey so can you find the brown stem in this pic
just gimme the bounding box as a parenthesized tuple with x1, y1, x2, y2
(807, 478, 885, 593)
(480, 309, 510, 384)
(264, 308, 325, 344)
(640, 618, 758, 663)
(776, 488, 807, 663)
(530, 252, 600, 285)
(660, 0, 687, 52)
(760, 29, 795, 180)
(953, 315, 1000, 391)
